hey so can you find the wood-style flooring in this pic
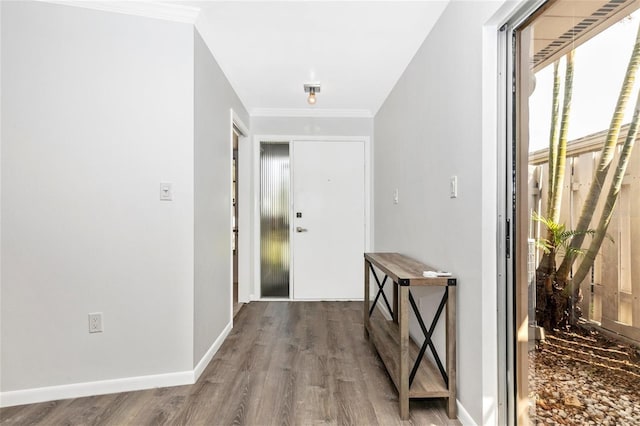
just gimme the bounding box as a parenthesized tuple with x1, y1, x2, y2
(0, 302, 460, 425)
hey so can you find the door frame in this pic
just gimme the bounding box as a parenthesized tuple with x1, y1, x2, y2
(489, 1, 549, 424)
(498, 1, 640, 422)
(252, 135, 372, 301)
(497, 2, 549, 424)
(230, 109, 249, 324)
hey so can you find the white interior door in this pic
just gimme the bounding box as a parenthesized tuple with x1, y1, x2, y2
(292, 140, 365, 300)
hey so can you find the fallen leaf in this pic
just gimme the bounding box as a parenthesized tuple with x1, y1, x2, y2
(564, 395, 582, 407)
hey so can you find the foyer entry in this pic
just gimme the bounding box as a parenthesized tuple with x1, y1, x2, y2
(259, 139, 367, 300)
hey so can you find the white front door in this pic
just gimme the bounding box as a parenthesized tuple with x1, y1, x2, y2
(291, 140, 365, 300)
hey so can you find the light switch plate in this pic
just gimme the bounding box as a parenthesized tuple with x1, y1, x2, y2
(393, 188, 399, 204)
(450, 176, 458, 198)
(160, 182, 173, 201)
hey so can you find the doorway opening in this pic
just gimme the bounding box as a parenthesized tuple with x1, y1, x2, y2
(505, 0, 640, 423)
(231, 111, 249, 319)
(232, 129, 241, 317)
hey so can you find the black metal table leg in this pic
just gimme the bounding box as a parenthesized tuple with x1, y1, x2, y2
(408, 288, 449, 387)
(368, 264, 394, 317)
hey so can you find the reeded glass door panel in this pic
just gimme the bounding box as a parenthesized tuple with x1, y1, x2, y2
(260, 143, 290, 298)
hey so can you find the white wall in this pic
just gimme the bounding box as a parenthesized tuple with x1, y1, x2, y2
(1, 1, 194, 392)
(251, 116, 373, 138)
(193, 30, 249, 365)
(0, 2, 3, 348)
(373, 2, 506, 424)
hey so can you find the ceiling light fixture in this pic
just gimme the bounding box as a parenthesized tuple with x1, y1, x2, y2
(304, 83, 321, 105)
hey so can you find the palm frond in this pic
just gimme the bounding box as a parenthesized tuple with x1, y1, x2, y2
(532, 212, 599, 263)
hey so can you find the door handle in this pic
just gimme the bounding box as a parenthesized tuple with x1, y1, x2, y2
(296, 226, 308, 233)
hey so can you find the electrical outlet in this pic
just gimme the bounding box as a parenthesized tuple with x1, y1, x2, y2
(88, 312, 103, 333)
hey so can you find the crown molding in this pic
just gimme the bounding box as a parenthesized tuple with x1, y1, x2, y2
(251, 108, 373, 119)
(38, 1, 201, 24)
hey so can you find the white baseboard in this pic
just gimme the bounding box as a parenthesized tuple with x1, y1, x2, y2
(193, 321, 232, 382)
(0, 370, 193, 408)
(457, 399, 477, 426)
(1, 322, 234, 408)
(291, 298, 364, 302)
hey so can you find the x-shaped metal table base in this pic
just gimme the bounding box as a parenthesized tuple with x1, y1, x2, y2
(367, 263, 450, 387)
(363, 254, 457, 420)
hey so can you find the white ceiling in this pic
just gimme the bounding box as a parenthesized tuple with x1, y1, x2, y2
(49, 0, 449, 117)
(187, 1, 449, 117)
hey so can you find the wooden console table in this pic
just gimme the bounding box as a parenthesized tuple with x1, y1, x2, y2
(364, 252, 457, 420)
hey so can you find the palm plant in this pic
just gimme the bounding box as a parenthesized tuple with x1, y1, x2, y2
(535, 19, 640, 330)
(537, 53, 575, 277)
(533, 212, 595, 329)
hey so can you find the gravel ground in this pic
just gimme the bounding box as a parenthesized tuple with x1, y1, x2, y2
(528, 327, 640, 425)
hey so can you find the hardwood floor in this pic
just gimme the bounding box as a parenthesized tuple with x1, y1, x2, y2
(0, 302, 460, 425)
(233, 302, 245, 318)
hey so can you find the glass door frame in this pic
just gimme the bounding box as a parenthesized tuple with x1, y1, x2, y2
(499, 1, 549, 424)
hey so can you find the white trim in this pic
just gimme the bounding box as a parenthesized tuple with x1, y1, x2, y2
(364, 136, 372, 254)
(232, 109, 250, 137)
(480, 17, 504, 426)
(0, 370, 193, 408)
(289, 298, 364, 302)
(38, 1, 201, 24)
(252, 136, 262, 300)
(1, 321, 233, 408)
(483, 2, 538, 425)
(251, 108, 373, 119)
(232, 110, 252, 307)
(288, 140, 295, 299)
(230, 109, 251, 321)
(230, 111, 235, 325)
(193, 321, 232, 382)
(457, 400, 478, 426)
(258, 135, 369, 144)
